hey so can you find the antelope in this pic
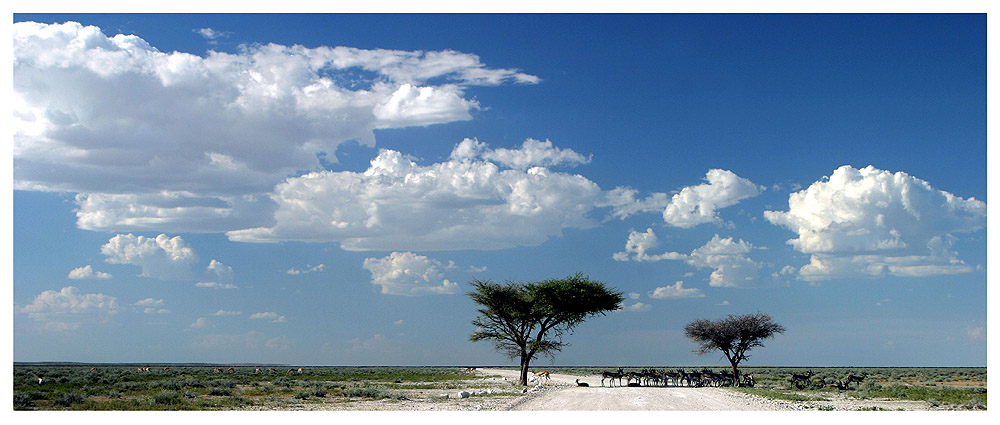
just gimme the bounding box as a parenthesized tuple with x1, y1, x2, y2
(287, 368, 296, 374)
(37, 377, 44, 385)
(162, 367, 169, 372)
(215, 368, 224, 373)
(226, 367, 235, 373)
(268, 367, 276, 374)
(678, 370, 700, 387)
(845, 373, 867, 387)
(790, 371, 814, 389)
(463, 367, 477, 373)
(255, 368, 262, 374)
(601, 368, 624, 387)
(576, 379, 589, 387)
(626, 371, 644, 386)
(532, 370, 550, 384)
(662, 370, 682, 387)
(89, 367, 97, 372)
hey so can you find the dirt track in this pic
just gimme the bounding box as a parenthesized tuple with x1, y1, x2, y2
(481, 369, 788, 411)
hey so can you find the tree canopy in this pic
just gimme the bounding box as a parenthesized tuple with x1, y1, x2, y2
(684, 312, 785, 386)
(469, 273, 623, 385)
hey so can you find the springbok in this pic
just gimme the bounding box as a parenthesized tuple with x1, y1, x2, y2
(463, 367, 478, 373)
(790, 371, 814, 389)
(214, 368, 224, 373)
(575, 379, 589, 387)
(268, 367, 276, 373)
(162, 367, 170, 372)
(531, 370, 550, 384)
(845, 373, 867, 388)
(226, 367, 235, 373)
(601, 368, 624, 387)
(89, 367, 97, 372)
(255, 368, 262, 374)
(662, 370, 682, 387)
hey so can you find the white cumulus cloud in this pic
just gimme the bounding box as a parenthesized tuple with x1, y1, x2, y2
(613, 228, 687, 262)
(250, 312, 287, 323)
(13, 21, 538, 234)
(650, 281, 704, 299)
(18, 286, 118, 330)
(287, 264, 326, 275)
(663, 169, 763, 228)
(68, 265, 112, 280)
(614, 229, 765, 288)
(101, 233, 197, 280)
(362, 252, 459, 296)
(228, 139, 609, 251)
(765, 165, 986, 281)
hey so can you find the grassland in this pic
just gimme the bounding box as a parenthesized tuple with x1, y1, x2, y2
(13, 363, 986, 410)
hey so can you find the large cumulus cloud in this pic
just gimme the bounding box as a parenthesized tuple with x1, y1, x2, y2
(13, 21, 538, 232)
(228, 139, 611, 250)
(765, 165, 986, 281)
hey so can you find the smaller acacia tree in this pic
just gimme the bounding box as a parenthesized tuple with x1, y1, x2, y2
(684, 312, 785, 386)
(469, 273, 624, 386)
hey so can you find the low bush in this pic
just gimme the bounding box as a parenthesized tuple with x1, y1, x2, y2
(14, 393, 34, 410)
(54, 393, 86, 407)
(152, 391, 181, 405)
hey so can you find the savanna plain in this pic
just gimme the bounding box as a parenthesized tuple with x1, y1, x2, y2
(12, 363, 986, 411)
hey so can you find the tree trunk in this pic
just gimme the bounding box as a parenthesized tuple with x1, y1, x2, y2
(730, 362, 740, 387)
(519, 353, 530, 386)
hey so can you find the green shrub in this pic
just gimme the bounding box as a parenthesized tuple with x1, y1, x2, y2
(14, 393, 34, 410)
(152, 391, 181, 405)
(208, 387, 232, 396)
(54, 393, 86, 407)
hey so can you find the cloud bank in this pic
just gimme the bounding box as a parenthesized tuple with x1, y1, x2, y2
(13, 21, 538, 234)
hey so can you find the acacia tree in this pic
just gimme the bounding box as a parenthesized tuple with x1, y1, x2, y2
(468, 273, 624, 386)
(684, 312, 785, 386)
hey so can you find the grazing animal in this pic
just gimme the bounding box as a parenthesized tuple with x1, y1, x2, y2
(844, 373, 867, 388)
(268, 367, 276, 373)
(532, 370, 550, 384)
(226, 367, 235, 373)
(626, 371, 644, 386)
(464, 367, 478, 373)
(37, 377, 44, 385)
(576, 379, 589, 387)
(89, 367, 97, 372)
(215, 368, 224, 373)
(162, 367, 170, 371)
(287, 368, 296, 374)
(661, 370, 682, 387)
(255, 368, 262, 374)
(601, 368, 625, 387)
(790, 371, 814, 389)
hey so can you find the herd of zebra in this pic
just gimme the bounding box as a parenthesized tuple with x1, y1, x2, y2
(598, 368, 755, 388)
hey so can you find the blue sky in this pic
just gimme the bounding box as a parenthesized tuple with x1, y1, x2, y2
(10, 13, 988, 367)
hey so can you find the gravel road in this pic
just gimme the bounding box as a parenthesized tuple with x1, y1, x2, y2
(481, 369, 790, 411)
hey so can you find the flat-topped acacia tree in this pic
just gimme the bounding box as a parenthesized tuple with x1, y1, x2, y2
(468, 273, 624, 386)
(684, 312, 785, 386)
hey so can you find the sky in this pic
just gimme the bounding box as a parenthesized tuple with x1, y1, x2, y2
(9, 13, 989, 367)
